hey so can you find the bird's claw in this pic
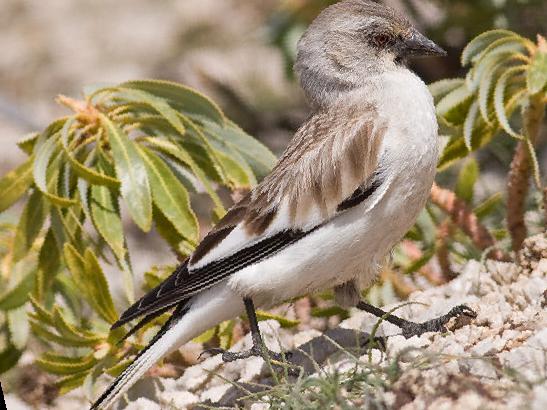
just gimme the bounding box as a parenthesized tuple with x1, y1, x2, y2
(401, 304, 477, 338)
(199, 345, 292, 364)
(198, 347, 225, 361)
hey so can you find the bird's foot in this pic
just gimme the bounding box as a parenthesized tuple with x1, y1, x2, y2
(200, 345, 292, 363)
(400, 305, 477, 338)
(200, 345, 297, 375)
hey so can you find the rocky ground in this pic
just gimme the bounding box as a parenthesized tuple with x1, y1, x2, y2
(17, 233, 540, 410)
(4, 241, 546, 410)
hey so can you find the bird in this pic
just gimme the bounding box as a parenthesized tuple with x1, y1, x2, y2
(91, 1, 476, 408)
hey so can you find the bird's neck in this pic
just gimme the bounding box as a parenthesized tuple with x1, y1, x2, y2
(299, 64, 413, 111)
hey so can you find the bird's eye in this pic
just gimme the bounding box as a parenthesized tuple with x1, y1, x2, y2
(372, 33, 392, 47)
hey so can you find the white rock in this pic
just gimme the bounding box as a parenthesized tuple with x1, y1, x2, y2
(123, 398, 161, 410)
(5, 395, 31, 410)
(199, 383, 232, 403)
(292, 329, 322, 347)
(159, 391, 199, 409)
(387, 335, 430, 359)
(499, 328, 547, 381)
(531, 383, 547, 410)
(177, 355, 223, 391)
(471, 335, 505, 356)
(533, 259, 547, 276)
(239, 356, 266, 382)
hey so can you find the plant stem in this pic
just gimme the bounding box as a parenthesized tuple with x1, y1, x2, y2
(544, 187, 547, 224)
(507, 141, 530, 250)
(430, 183, 507, 261)
(507, 94, 545, 251)
(435, 219, 455, 281)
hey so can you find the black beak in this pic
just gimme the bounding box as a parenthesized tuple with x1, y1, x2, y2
(403, 29, 446, 57)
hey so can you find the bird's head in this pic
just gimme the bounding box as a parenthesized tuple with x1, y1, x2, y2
(295, 0, 445, 107)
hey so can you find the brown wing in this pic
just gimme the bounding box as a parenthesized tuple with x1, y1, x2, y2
(252, 101, 386, 225)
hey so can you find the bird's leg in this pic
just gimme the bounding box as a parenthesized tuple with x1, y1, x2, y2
(201, 297, 290, 364)
(356, 301, 476, 338)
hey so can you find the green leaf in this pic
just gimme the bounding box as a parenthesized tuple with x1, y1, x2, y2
(0, 269, 36, 310)
(49, 206, 82, 250)
(144, 137, 225, 216)
(192, 327, 217, 344)
(77, 175, 91, 219)
(494, 66, 527, 139)
(204, 120, 276, 181)
(33, 133, 77, 207)
(461, 30, 517, 66)
(436, 85, 474, 125)
(120, 79, 225, 125)
(52, 307, 104, 344)
(128, 114, 178, 136)
(64, 243, 121, 322)
(7, 306, 30, 349)
(105, 358, 132, 378)
(90, 183, 126, 261)
(311, 306, 350, 320)
(255, 311, 299, 328)
(100, 114, 152, 231)
(113, 88, 187, 136)
(0, 157, 34, 212)
(63, 243, 88, 292)
(60, 122, 120, 188)
(428, 79, 465, 103)
(404, 247, 436, 274)
(177, 139, 224, 184)
(438, 137, 470, 171)
(35, 229, 61, 301)
(153, 205, 195, 257)
(475, 37, 528, 65)
(37, 353, 97, 375)
(218, 320, 235, 349)
(212, 149, 254, 188)
(463, 101, 479, 151)
(0, 345, 22, 374)
(30, 316, 100, 347)
(455, 158, 479, 204)
(159, 154, 199, 193)
(477, 59, 502, 123)
(17, 132, 39, 155)
(527, 50, 547, 94)
(56, 372, 89, 395)
(29, 297, 55, 327)
(467, 52, 502, 92)
(138, 145, 199, 243)
(12, 189, 48, 262)
(83, 249, 118, 324)
(474, 192, 503, 219)
(525, 136, 542, 190)
(180, 116, 228, 183)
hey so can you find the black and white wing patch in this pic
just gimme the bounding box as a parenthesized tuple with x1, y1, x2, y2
(111, 227, 316, 330)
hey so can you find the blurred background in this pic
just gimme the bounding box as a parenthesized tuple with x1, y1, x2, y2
(0, 0, 545, 271)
